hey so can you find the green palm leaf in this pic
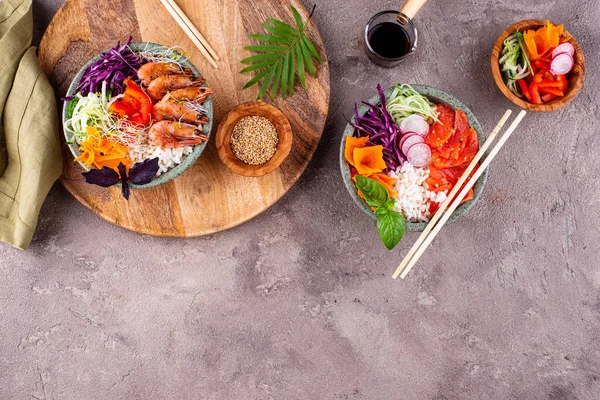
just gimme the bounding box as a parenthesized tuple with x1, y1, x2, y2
(240, 53, 281, 64)
(266, 18, 301, 36)
(243, 68, 270, 90)
(281, 52, 290, 98)
(270, 60, 284, 100)
(290, 5, 304, 31)
(263, 24, 298, 40)
(245, 45, 287, 53)
(287, 49, 295, 96)
(295, 43, 305, 87)
(299, 39, 316, 76)
(240, 59, 277, 73)
(241, 4, 323, 100)
(258, 66, 277, 99)
(303, 36, 322, 62)
(248, 34, 292, 45)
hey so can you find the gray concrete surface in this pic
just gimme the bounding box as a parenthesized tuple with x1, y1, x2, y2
(2, 0, 599, 398)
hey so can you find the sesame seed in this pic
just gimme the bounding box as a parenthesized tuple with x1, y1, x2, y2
(230, 116, 278, 165)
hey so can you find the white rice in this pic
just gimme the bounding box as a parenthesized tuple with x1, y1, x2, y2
(387, 163, 447, 222)
(129, 143, 194, 176)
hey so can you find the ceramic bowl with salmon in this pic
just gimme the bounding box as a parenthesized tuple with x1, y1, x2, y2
(340, 84, 488, 232)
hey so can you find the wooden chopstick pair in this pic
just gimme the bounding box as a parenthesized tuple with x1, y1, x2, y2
(392, 109, 527, 280)
(159, 0, 220, 69)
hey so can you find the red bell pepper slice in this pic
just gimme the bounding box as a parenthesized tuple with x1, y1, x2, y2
(529, 83, 542, 104)
(533, 59, 550, 70)
(109, 98, 137, 119)
(540, 87, 564, 97)
(556, 74, 568, 91)
(517, 80, 531, 101)
(123, 78, 153, 125)
(108, 78, 153, 126)
(538, 81, 564, 90)
(541, 93, 558, 103)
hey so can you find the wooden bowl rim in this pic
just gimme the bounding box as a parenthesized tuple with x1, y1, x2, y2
(490, 19, 585, 112)
(215, 101, 293, 177)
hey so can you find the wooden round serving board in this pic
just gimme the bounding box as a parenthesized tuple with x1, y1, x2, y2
(38, 0, 330, 237)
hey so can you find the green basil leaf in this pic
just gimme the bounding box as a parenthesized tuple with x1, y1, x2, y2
(385, 199, 395, 211)
(377, 211, 406, 250)
(374, 206, 388, 216)
(355, 176, 390, 209)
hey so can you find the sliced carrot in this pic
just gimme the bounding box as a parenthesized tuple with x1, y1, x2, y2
(344, 136, 370, 167)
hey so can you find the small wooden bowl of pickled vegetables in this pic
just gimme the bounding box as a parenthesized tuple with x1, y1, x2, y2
(491, 19, 585, 112)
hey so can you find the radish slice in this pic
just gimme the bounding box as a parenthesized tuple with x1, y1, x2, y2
(550, 53, 574, 75)
(399, 114, 430, 136)
(406, 143, 432, 168)
(399, 132, 418, 151)
(401, 134, 424, 155)
(552, 42, 574, 58)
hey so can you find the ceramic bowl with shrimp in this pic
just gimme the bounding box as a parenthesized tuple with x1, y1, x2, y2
(62, 41, 214, 190)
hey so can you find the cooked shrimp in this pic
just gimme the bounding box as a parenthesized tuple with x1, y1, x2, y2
(162, 87, 213, 103)
(137, 62, 191, 86)
(152, 99, 209, 125)
(149, 121, 208, 148)
(146, 75, 205, 100)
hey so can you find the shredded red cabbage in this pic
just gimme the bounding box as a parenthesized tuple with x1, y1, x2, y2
(349, 84, 403, 169)
(73, 37, 142, 98)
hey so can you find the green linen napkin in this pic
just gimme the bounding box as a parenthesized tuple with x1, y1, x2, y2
(0, 0, 62, 250)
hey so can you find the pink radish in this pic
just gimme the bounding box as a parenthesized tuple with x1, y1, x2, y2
(399, 132, 419, 151)
(399, 114, 430, 136)
(401, 134, 424, 155)
(552, 42, 574, 58)
(550, 53, 574, 75)
(406, 143, 432, 168)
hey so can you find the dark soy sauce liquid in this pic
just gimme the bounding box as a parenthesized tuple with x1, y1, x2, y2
(367, 22, 410, 58)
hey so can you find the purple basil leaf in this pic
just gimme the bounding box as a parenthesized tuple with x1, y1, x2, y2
(82, 167, 120, 187)
(117, 163, 130, 200)
(128, 158, 160, 185)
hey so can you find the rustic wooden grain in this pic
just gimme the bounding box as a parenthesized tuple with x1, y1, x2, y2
(216, 101, 293, 177)
(490, 19, 585, 113)
(38, 0, 330, 237)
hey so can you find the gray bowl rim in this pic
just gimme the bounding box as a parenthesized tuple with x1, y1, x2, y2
(339, 84, 488, 232)
(62, 41, 213, 189)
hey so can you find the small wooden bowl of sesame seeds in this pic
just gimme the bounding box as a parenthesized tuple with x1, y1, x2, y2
(216, 101, 293, 177)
